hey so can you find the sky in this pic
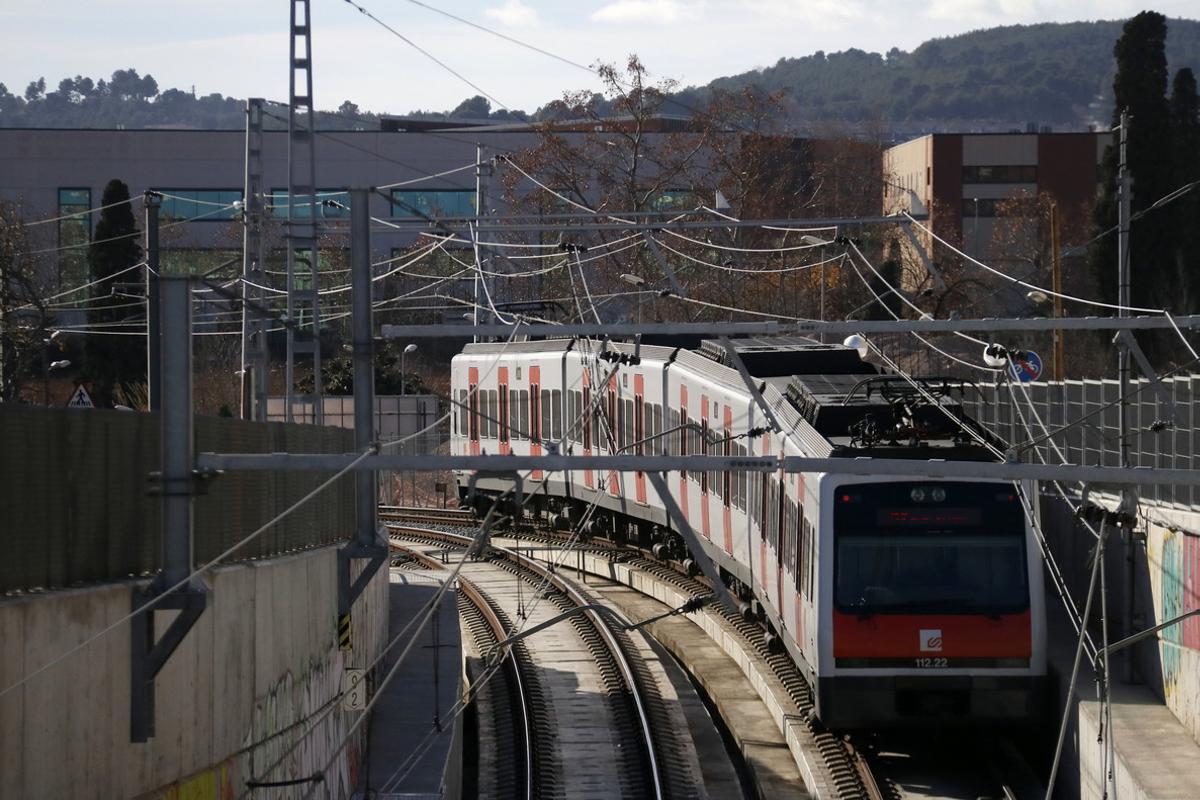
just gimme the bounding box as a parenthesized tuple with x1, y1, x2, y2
(1, 1, 1197, 116)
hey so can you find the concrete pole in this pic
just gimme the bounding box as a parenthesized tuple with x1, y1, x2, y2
(159, 275, 194, 586)
(474, 144, 490, 340)
(145, 192, 162, 412)
(350, 187, 376, 544)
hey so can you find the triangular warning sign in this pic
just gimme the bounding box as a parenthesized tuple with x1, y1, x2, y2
(66, 384, 94, 408)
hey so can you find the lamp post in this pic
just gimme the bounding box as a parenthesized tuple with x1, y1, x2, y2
(620, 273, 646, 324)
(400, 343, 417, 396)
(42, 330, 66, 406)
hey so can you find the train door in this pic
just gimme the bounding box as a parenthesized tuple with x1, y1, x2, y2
(607, 373, 620, 497)
(498, 368, 510, 455)
(678, 385, 689, 521)
(700, 394, 711, 540)
(582, 368, 593, 489)
(722, 404, 733, 554)
(529, 365, 542, 480)
(468, 366, 480, 456)
(634, 374, 647, 504)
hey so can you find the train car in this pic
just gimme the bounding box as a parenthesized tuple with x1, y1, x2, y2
(450, 336, 1046, 728)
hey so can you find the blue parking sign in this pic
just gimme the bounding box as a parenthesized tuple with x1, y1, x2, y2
(1008, 350, 1043, 382)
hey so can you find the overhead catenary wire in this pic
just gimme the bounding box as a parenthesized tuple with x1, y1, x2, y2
(19, 194, 141, 227)
(341, 0, 509, 111)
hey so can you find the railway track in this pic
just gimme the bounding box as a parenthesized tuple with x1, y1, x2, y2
(391, 527, 705, 800)
(379, 504, 475, 526)
(383, 510, 1034, 800)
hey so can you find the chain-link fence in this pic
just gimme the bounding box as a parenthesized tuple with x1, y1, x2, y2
(1, 406, 355, 594)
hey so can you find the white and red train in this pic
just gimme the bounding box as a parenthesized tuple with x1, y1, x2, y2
(450, 336, 1046, 727)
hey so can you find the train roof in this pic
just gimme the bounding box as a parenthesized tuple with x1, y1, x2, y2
(783, 372, 1001, 460)
(697, 337, 874, 378)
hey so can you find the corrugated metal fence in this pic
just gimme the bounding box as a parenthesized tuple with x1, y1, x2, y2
(961, 374, 1200, 508)
(1, 406, 355, 594)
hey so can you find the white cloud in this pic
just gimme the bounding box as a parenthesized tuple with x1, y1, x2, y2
(590, 0, 699, 25)
(484, 0, 539, 27)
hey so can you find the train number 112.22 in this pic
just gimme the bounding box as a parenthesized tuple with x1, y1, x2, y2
(914, 657, 948, 668)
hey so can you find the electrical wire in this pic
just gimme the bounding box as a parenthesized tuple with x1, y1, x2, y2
(20, 195, 140, 227)
(659, 227, 824, 254)
(651, 234, 847, 274)
(904, 212, 1167, 315)
(341, 0, 509, 111)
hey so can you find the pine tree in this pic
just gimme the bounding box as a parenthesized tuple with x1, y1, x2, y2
(1170, 68, 1200, 316)
(83, 180, 144, 406)
(1090, 12, 1176, 359)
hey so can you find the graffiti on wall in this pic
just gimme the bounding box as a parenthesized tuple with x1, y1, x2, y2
(1160, 529, 1200, 693)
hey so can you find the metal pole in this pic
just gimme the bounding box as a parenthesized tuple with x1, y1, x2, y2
(474, 144, 489, 341)
(241, 98, 267, 421)
(819, 248, 826, 344)
(350, 187, 376, 543)
(1050, 201, 1065, 381)
(1117, 110, 1136, 683)
(159, 275, 194, 586)
(145, 193, 161, 412)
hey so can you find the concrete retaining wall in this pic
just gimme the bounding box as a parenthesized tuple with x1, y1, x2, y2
(0, 545, 388, 799)
(1142, 503, 1200, 742)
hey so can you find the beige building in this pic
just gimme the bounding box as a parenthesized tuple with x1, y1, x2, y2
(883, 132, 1111, 291)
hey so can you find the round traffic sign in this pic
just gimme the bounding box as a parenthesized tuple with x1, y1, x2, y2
(1008, 350, 1043, 382)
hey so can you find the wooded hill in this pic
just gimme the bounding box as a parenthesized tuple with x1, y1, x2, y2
(672, 18, 1200, 132)
(2, 18, 1197, 133)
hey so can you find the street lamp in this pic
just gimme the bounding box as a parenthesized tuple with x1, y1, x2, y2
(620, 274, 647, 324)
(400, 343, 417, 396)
(43, 331, 67, 406)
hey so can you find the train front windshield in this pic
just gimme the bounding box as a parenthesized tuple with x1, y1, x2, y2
(833, 483, 1028, 615)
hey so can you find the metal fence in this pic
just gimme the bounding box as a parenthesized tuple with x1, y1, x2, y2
(1, 406, 355, 594)
(961, 374, 1200, 508)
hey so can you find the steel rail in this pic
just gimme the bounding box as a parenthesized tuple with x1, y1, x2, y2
(391, 526, 666, 800)
(456, 574, 534, 800)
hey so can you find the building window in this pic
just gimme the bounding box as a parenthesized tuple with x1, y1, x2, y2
(962, 165, 1037, 184)
(58, 188, 91, 289)
(161, 249, 241, 275)
(269, 189, 350, 219)
(962, 198, 999, 218)
(156, 189, 243, 221)
(651, 188, 697, 211)
(390, 189, 475, 219)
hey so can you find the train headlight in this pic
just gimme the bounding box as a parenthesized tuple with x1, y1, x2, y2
(930, 487, 947, 503)
(910, 487, 927, 503)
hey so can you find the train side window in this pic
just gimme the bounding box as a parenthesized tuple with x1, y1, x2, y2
(679, 408, 689, 476)
(541, 389, 551, 444)
(551, 389, 562, 441)
(624, 399, 634, 451)
(509, 389, 520, 440)
(636, 395, 646, 455)
(458, 389, 468, 437)
(487, 390, 498, 439)
(519, 390, 530, 441)
(468, 384, 479, 442)
(797, 518, 806, 593)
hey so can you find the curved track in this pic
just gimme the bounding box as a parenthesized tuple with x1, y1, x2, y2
(386, 512, 1034, 800)
(392, 526, 705, 800)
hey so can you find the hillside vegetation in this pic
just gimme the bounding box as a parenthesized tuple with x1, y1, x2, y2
(1, 19, 1197, 133)
(680, 18, 1200, 131)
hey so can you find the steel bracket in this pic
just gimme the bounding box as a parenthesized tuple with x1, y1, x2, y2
(337, 535, 388, 617)
(130, 579, 208, 743)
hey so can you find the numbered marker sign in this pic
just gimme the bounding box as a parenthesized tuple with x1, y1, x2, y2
(341, 668, 367, 711)
(1008, 350, 1043, 383)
